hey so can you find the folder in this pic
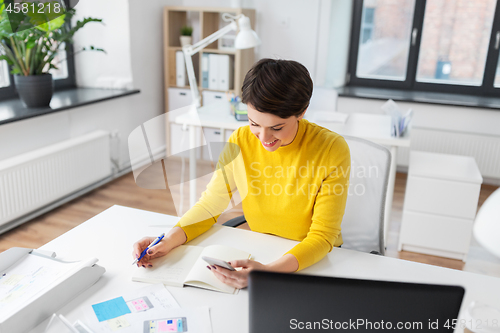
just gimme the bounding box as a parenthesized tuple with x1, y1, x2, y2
(217, 54, 233, 91)
(176, 51, 186, 87)
(201, 53, 209, 89)
(208, 54, 219, 90)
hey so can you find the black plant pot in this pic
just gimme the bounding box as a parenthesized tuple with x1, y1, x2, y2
(14, 74, 54, 108)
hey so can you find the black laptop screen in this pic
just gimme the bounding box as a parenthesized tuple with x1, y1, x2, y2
(249, 271, 465, 332)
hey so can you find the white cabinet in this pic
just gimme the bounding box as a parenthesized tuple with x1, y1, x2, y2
(168, 89, 234, 160)
(168, 87, 192, 111)
(201, 127, 234, 161)
(202, 90, 226, 106)
(398, 151, 483, 261)
(168, 88, 200, 158)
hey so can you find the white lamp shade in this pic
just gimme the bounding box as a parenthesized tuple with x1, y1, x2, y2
(235, 16, 261, 49)
(474, 188, 500, 258)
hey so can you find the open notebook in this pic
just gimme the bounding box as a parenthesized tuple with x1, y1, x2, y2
(132, 245, 251, 294)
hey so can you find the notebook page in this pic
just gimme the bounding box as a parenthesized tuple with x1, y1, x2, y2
(184, 245, 251, 294)
(132, 245, 202, 287)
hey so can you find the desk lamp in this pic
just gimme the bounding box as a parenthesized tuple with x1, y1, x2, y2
(182, 13, 260, 107)
(465, 188, 500, 333)
(474, 188, 500, 258)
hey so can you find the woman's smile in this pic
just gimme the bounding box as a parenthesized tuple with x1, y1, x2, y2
(262, 138, 279, 147)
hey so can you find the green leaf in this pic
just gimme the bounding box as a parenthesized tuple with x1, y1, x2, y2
(35, 14, 65, 32)
(0, 54, 14, 65)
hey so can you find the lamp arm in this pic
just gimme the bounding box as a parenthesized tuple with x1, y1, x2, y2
(183, 52, 201, 107)
(188, 21, 237, 55)
(182, 20, 238, 107)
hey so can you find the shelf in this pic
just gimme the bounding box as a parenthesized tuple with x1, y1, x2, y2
(201, 49, 236, 55)
(169, 46, 236, 55)
(169, 85, 191, 89)
(168, 85, 235, 95)
(164, 6, 255, 157)
(201, 88, 235, 94)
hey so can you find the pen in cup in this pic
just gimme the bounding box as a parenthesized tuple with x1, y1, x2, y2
(132, 233, 165, 265)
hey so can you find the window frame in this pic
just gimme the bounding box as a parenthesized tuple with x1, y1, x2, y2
(0, 0, 76, 101)
(347, 0, 500, 97)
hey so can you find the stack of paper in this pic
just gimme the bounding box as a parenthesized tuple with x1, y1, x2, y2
(81, 284, 213, 333)
(381, 99, 413, 137)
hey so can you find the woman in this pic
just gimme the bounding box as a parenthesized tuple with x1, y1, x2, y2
(132, 58, 350, 289)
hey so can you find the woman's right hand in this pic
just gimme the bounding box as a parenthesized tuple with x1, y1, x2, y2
(132, 227, 187, 268)
(132, 237, 170, 267)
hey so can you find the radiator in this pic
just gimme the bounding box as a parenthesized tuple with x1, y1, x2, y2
(0, 130, 111, 226)
(397, 128, 500, 180)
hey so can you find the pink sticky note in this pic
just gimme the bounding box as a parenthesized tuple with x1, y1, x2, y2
(132, 301, 138, 305)
(135, 305, 142, 311)
(158, 320, 167, 332)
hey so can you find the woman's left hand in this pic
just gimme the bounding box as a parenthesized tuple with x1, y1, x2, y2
(208, 259, 267, 289)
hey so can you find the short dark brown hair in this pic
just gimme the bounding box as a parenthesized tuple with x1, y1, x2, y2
(241, 58, 313, 119)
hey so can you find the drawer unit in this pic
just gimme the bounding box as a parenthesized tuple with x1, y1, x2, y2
(398, 151, 483, 261)
(201, 128, 235, 161)
(202, 91, 226, 106)
(168, 88, 192, 111)
(404, 176, 481, 220)
(399, 210, 474, 259)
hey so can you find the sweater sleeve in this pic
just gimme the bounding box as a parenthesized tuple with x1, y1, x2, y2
(285, 136, 350, 270)
(174, 133, 243, 241)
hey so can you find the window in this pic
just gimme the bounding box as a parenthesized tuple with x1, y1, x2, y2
(348, 0, 500, 96)
(0, 0, 76, 101)
(355, 1, 415, 81)
(360, 7, 375, 44)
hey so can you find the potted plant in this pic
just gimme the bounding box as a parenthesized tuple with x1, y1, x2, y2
(180, 25, 193, 47)
(0, 0, 104, 107)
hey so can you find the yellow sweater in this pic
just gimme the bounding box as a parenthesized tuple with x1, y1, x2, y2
(174, 119, 350, 270)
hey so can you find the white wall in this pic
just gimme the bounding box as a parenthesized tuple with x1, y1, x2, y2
(72, 0, 134, 89)
(323, 0, 352, 88)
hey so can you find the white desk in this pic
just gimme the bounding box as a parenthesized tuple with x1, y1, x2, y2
(175, 101, 411, 239)
(33, 205, 500, 333)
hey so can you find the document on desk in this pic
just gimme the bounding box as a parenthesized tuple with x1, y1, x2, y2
(82, 284, 212, 333)
(132, 244, 251, 294)
(0, 253, 93, 316)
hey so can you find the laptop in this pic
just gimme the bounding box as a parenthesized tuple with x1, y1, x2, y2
(249, 271, 465, 332)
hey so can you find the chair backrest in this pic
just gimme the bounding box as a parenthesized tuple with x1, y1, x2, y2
(341, 136, 391, 255)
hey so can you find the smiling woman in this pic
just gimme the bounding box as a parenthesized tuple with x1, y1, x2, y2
(132, 58, 351, 289)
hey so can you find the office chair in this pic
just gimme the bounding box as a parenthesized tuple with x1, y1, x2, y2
(223, 135, 391, 256)
(340, 136, 390, 255)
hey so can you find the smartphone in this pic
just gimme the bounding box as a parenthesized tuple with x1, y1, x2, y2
(201, 256, 236, 271)
(143, 317, 187, 332)
(126, 296, 154, 313)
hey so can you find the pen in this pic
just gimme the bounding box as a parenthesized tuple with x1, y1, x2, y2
(132, 233, 165, 265)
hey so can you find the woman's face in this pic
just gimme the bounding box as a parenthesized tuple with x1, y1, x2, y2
(247, 104, 305, 152)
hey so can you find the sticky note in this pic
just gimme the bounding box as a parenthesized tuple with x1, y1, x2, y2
(159, 320, 167, 332)
(108, 316, 131, 331)
(92, 297, 131, 322)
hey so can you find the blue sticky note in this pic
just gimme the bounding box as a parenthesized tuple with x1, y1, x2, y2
(92, 297, 131, 322)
